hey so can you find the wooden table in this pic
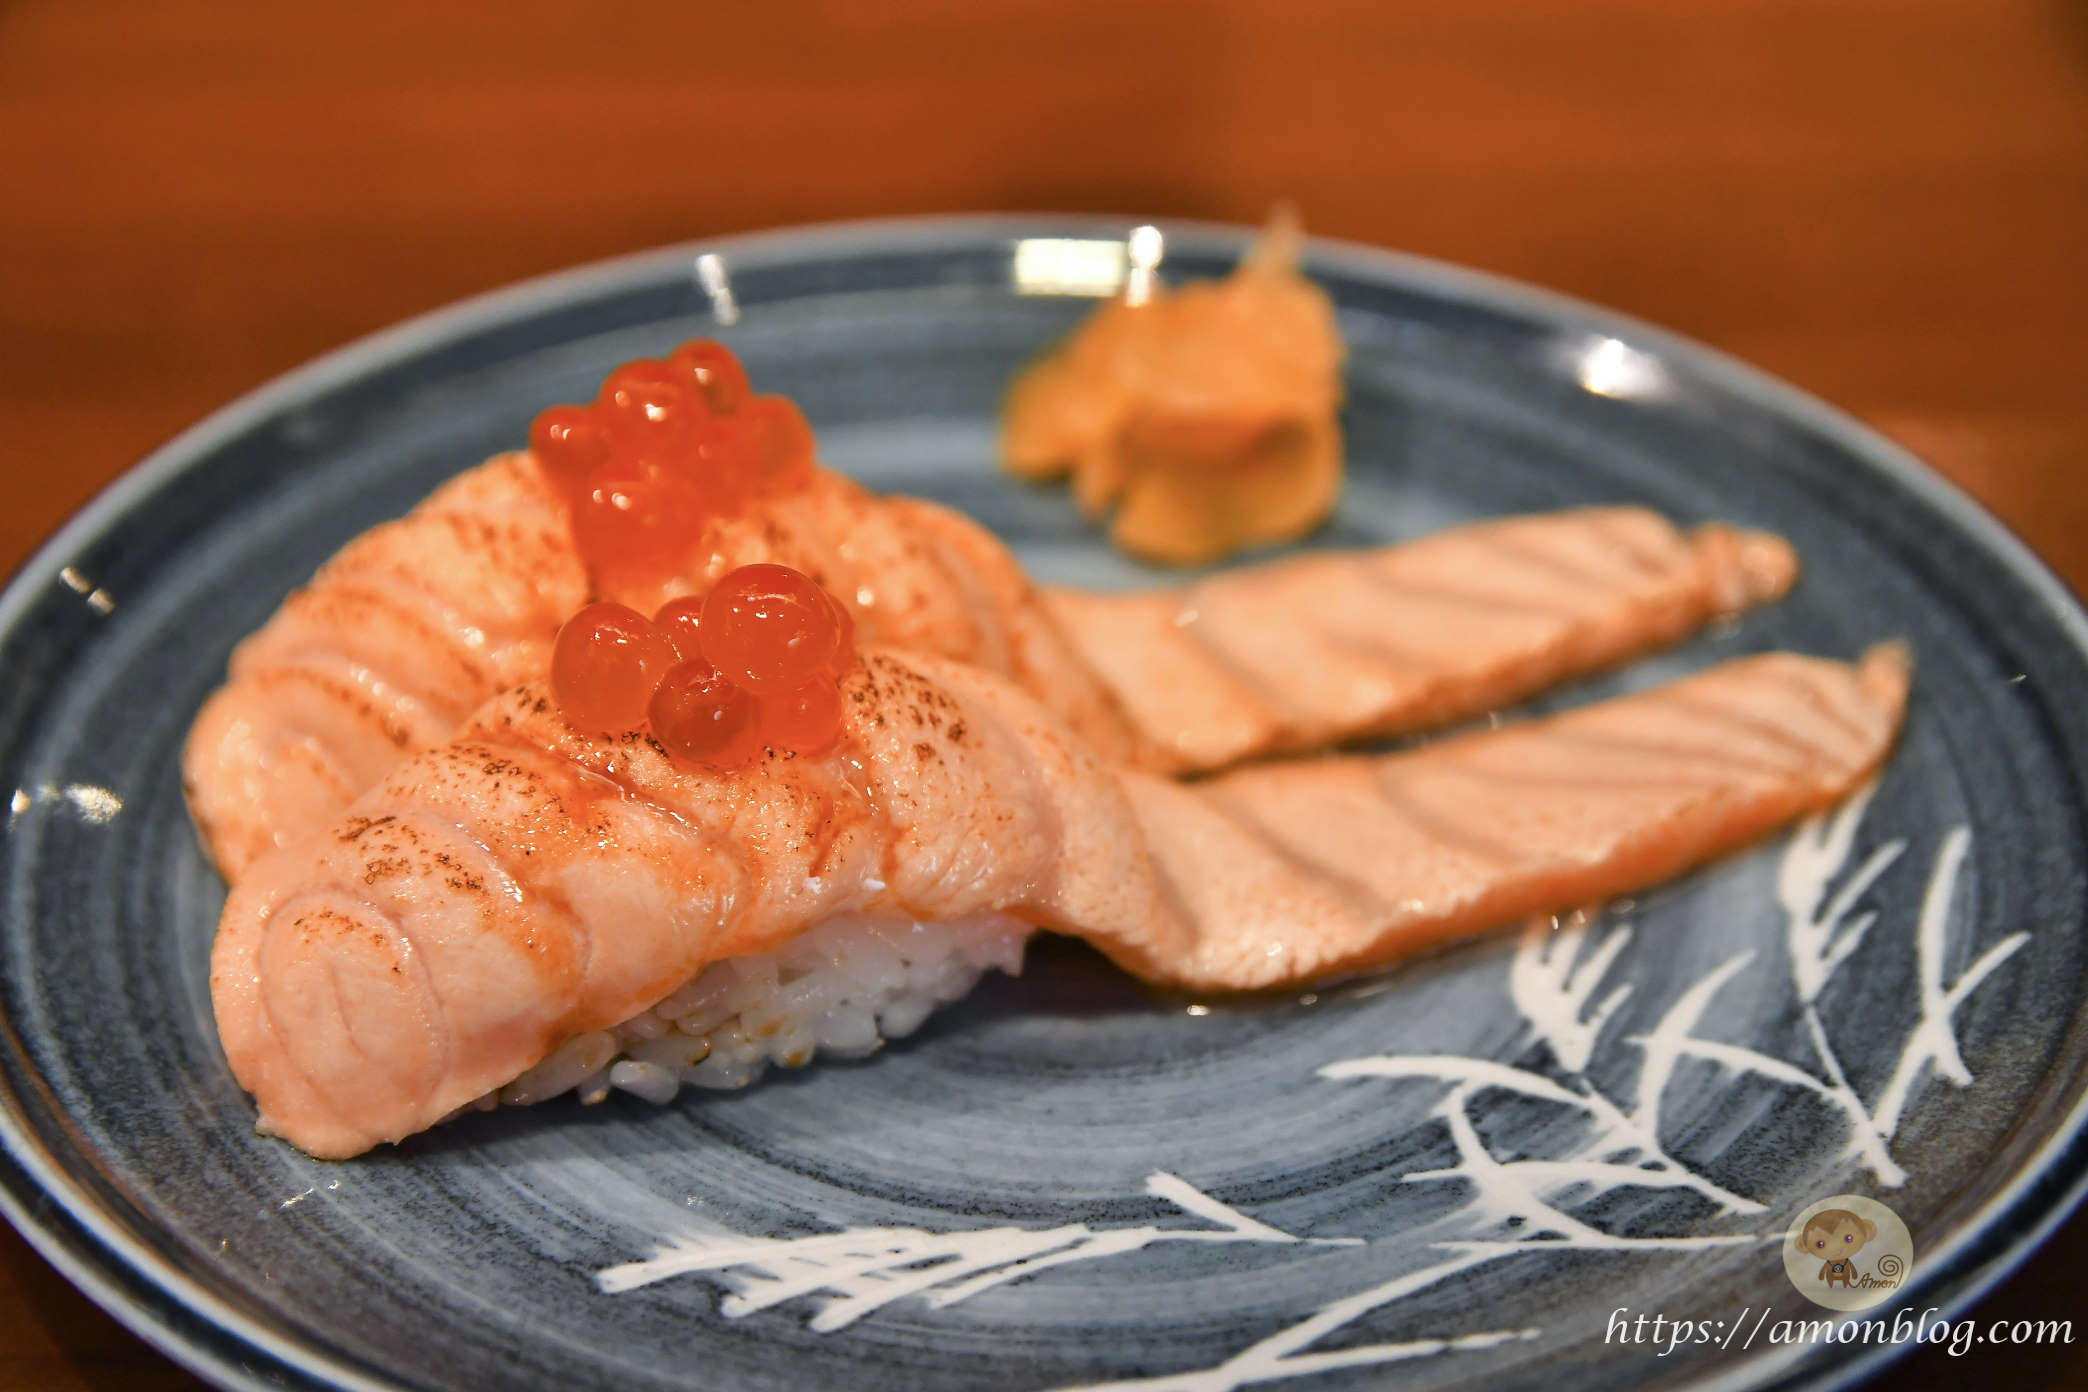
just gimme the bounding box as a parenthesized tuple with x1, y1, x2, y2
(2, 1, 2083, 1386)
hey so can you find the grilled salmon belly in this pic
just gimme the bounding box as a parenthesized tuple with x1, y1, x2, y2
(184, 452, 1794, 879)
(213, 643, 1902, 1157)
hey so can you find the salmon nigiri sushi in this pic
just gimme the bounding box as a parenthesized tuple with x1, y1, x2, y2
(185, 335, 1798, 878)
(211, 564, 1906, 1157)
(181, 451, 1140, 880)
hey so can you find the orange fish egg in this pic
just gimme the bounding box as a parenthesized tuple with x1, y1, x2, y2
(668, 339, 750, 413)
(551, 602, 680, 732)
(567, 455, 716, 587)
(526, 340, 817, 590)
(648, 657, 763, 768)
(652, 594, 708, 663)
(731, 396, 817, 495)
(528, 405, 612, 507)
(699, 563, 853, 696)
(553, 564, 856, 767)
(761, 679, 847, 757)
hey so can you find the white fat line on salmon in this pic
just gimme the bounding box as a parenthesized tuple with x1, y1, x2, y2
(594, 1171, 1360, 1328)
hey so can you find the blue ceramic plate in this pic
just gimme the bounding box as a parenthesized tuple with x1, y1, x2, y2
(3, 218, 2085, 1392)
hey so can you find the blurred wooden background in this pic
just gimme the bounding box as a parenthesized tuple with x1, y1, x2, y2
(1, 0, 2084, 1387)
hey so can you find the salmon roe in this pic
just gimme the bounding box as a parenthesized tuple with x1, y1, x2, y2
(528, 340, 815, 586)
(651, 594, 708, 662)
(550, 602, 680, 732)
(699, 563, 850, 695)
(550, 564, 858, 769)
(648, 657, 762, 768)
(760, 679, 847, 757)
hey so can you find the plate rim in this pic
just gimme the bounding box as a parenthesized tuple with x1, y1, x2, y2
(2, 211, 2085, 1392)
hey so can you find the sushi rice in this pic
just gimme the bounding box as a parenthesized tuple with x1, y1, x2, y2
(449, 913, 1031, 1118)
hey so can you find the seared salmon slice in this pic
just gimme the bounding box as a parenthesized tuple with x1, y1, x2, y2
(212, 644, 1902, 1157)
(181, 454, 586, 879)
(185, 447, 1793, 877)
(184, 459, 1137, 880)
(1048, 507, 1796, 773)
(1102, 643, 1908, 989)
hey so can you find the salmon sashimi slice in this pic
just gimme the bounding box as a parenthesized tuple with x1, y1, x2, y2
(185, 441, 1795, 878)
(183, 457, 1139, 880)
(212, 644, 1903, 1157)
(1047, 506, 1797, 774)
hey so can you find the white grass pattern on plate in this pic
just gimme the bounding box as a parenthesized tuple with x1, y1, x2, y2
(591, 789, 2022, 1390)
